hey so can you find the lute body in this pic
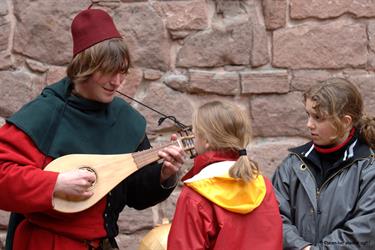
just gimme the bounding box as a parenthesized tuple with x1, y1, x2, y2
(44, 135, 194, 213)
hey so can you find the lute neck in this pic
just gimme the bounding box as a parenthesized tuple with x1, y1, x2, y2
(132, 141, 179, 168)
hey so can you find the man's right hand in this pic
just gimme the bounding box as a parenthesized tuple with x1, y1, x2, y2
(53, 168, 96, 201)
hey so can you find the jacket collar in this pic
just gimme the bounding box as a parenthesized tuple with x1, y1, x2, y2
(182, 150, 239, 181)
(290, 135, 372, 166)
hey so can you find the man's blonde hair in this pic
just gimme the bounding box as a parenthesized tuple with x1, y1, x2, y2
(67, 38, 130, 85)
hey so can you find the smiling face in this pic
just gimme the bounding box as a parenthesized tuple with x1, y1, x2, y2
(305, 98, 351, 146)
(73, 71, 126, 103)
(67, 38, 130, 103)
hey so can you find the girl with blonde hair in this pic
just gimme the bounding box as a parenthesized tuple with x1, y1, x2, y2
(168, 101, 282, 250)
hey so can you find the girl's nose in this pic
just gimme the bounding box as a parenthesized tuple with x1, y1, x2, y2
(306, 117, 314, 129)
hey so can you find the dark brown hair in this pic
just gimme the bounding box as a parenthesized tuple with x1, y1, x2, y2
(304, 78, 375, 149)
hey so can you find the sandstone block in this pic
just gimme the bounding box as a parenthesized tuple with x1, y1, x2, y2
(188, 70, 240, 95)
(176, 21, 252, 68)
(291, 0, 375, 19)
(347, 74, 375, 116)
(12, 0, 86, 65)
(262, 0, 287, 30)
(0, 71, 43, 116)
(291, 70, 345, 91)
(114, 4, 171, 71)
(156, 0, 208, 39)
(135, 83, 193, 131)
(251, 91, 307, 137)
(273, 20, 367, 69)
(248, 137, 308, 178)
(241, 71, 289, 94)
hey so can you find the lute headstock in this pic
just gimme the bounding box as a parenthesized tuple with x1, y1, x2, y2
(176, 127, 196, 158)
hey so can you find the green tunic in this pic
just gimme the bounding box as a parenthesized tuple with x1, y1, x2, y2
(7, 77, 146, 158)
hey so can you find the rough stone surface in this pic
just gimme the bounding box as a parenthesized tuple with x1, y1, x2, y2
(0, 51, 12, 70)
(247, 0, 269, 67)
(368, 21, 375, 69)
(241, 71, 289, 94)
(348, 74, 375, 116)
(291, 70, 344, 91)
(248, 137, 308, 178)
(12, 0, 86, 65)
(251, 91, 307, 137)
(155, 0, 208, 39)
(176, 20, 252, 68)
(291, 0, 375, 19)
(0, 71, 43, 117)
(188, 70, 240, 95)
(262, 0, 287, 30)
(273, 20, 367, 69)
(143, 69, 163, 81)
(136, 83, 193, 131)
(0, 17, 10, 52)
(369, 22, 375, 52)
(114, 4, 171, 71)
(45, 66, 67, 85)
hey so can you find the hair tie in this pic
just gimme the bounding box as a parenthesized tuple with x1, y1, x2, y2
(238, 149, 247, 156)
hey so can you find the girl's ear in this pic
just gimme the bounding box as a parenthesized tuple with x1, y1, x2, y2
(342, 115, 353, 131)
(204, 141, 210, 150)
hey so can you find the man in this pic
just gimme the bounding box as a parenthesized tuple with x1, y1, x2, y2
(0, 6, 185, 250)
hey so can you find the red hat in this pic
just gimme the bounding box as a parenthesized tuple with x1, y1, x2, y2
(71, 7, 122, 57)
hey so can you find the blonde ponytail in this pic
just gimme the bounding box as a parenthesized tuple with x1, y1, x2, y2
(229, 154, 259, 182)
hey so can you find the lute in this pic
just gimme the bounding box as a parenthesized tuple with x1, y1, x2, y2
(44, 133, 195, 213)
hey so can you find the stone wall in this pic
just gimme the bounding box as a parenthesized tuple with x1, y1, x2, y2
(1, 0, 375, 249)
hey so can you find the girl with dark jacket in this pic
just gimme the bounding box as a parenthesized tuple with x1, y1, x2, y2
(272, 78, 375, 250)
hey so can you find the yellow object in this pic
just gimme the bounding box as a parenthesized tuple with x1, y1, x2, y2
(184, 161, 266, 214)
(138, 224, 171, 250)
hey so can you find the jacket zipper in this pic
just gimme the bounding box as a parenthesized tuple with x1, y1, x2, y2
(292, 152, 374, 243)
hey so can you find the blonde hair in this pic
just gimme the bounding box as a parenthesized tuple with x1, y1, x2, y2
(67, 38, 130, 85)
(192, 101, 259, 182)
(304, 78, 375, 149)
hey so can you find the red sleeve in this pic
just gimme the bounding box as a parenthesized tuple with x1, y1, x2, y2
(167, 186, 216, 250)
(0, 123, 58, 213)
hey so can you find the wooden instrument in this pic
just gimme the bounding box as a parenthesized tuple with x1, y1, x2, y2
(44, 133, 195, 213)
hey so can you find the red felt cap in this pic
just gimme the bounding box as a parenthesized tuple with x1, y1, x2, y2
(71, 7, 122, 57)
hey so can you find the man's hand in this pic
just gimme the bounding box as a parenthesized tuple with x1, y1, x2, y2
(158, 134, 186, 183)
(53, 168, 96, 201)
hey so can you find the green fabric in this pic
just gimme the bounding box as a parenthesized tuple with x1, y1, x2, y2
(7, 77, 146, 158)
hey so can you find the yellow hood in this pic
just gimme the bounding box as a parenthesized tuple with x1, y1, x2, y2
(184, 161, 266, 214)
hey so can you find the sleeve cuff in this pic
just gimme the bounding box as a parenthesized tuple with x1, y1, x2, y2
(160, 174, 178, 189)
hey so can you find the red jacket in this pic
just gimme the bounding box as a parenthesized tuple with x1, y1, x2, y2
(167, 152, 282, 250)
(0, 124, 106, 250)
